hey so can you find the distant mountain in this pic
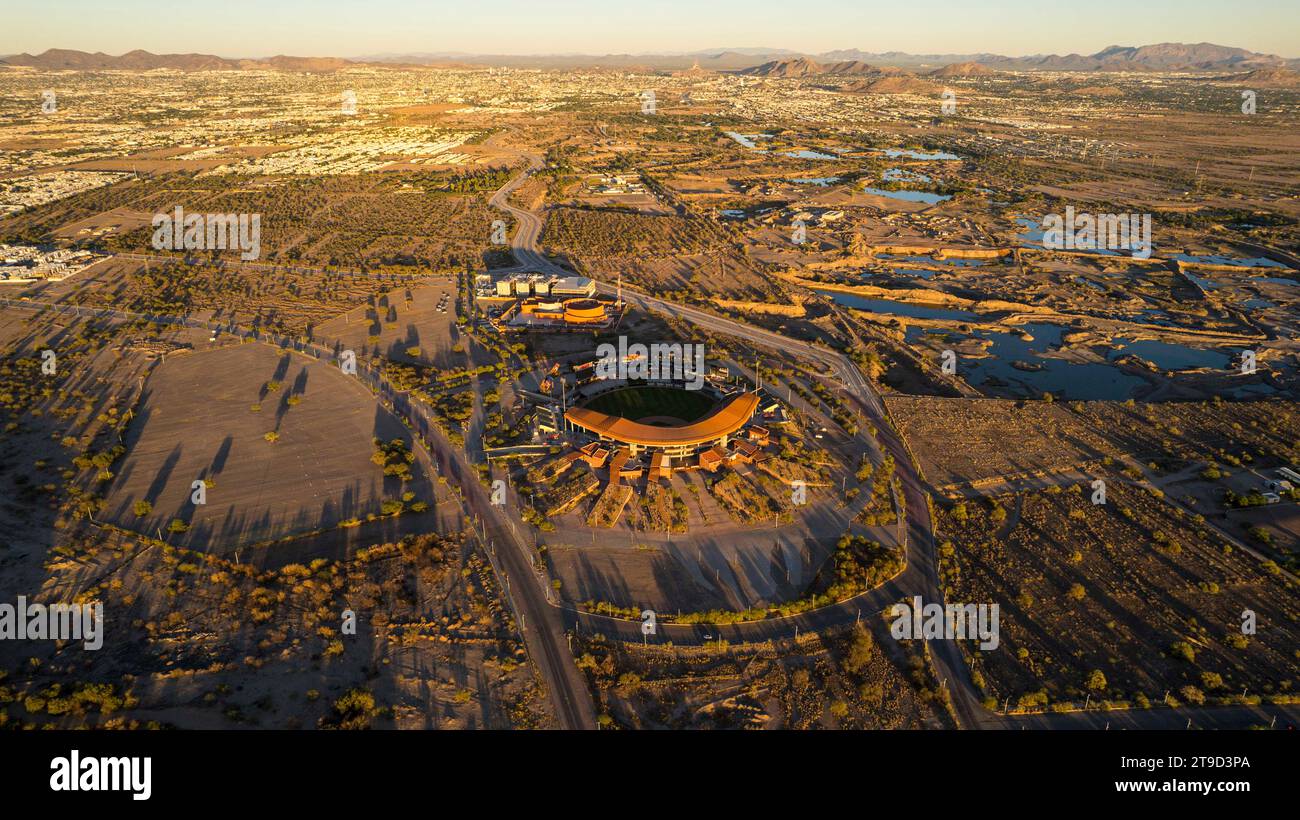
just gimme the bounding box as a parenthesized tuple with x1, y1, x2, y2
(1220, 67, 1300, 87)
(255, 55, 355, 72)
(742, 58, 908, 78)
(0, 48, 358, 72)
(1091, 42, 1274, 69)
(997, 42, 1289, 71)
(352, 50, 766, 71)
(2, 48, 239, 70)
(4, 43, 1293, 74)
(818, 49, 1007, 68)
(823, 60, 882, 75)
(929, 61, 996, 77)
(685, 47, 802, 57)
(736, 43, 1289, 77)
(843, 76, 938, 95)
(737, 57, 824, 77)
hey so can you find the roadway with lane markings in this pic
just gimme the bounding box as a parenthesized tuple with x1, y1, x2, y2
(0, 293, 598, 730)
(483, 176, 1300, 731)
(7, 157, 1295, 731)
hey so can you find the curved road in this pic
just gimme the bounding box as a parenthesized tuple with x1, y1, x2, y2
(485, 177, 1300, 731)
(487, 150, 559, 276)
(0, 293, 598, 731)
(11, 158, 1294, 731)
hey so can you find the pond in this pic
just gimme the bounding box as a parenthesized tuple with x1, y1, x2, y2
(1171, 253, 1287, 269)
(883, 168, 933, 183)
(878, 148, 961, 161)
(1108, 338, 1230, 371)
(1014, 216, 1123, 255)
(724, 131, 767, 149)
(907, 322, 1150, 400)
(724, 131, 838, 160)
(862, 186, 952, 205)
(878, 254, 986, 267)
(816, 289, 980, 321)
(788, 176, 843, 186)
(891, 268, 940, 280)
(783, 149, 838, 160)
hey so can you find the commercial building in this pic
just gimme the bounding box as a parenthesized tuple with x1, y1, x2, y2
(493, 273, 596, 299)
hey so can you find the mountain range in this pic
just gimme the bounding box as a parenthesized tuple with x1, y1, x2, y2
(0, 48, 359, 72)
(3, 43, 1296, 73)
(738, 58, 993, 78)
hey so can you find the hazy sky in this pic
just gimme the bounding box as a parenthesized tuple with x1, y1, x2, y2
(4, 0, 1297, 58)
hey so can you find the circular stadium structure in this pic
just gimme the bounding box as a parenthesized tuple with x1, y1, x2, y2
(563, 386, 759, 458)
(562, 298, 608, 324)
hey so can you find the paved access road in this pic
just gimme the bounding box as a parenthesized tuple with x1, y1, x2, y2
(483, 188, 1300, 731)
(0, 294, 598, 730)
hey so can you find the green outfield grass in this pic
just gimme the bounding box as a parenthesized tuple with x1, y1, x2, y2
(582, 386, 715, 424)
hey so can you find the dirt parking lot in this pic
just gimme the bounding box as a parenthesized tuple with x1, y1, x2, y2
(104, 341, 436, 550)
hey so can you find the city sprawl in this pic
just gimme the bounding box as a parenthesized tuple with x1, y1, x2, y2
(0, 37, 1297, 734)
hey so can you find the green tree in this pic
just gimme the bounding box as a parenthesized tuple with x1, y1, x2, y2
(844, 625, 876, 675)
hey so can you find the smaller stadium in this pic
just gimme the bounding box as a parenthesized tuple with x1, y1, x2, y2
(475, 272, 626, 332)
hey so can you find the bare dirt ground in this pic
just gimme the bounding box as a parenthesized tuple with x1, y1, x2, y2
(27, 255, 429, 338)
(102, 341, 446, 552)
(936, 479, 1299, 712)
(885, 396, 1113, 491)
(312, 277, 491, 370)
(888, 395, 1298, 498)
(0, 308, 547, 730)
(4, 529, 553, 730)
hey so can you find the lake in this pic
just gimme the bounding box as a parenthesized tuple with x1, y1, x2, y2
(862, 186, 952, 205)
(816, 289, 980, 321)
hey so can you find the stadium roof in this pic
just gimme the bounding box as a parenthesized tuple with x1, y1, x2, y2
(565, 392, 759, 447)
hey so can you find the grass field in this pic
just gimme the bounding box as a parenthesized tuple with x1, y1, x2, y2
(582, 386, 715, 424)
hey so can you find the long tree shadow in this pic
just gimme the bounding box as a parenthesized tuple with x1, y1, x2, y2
(142, 444, 183, 506)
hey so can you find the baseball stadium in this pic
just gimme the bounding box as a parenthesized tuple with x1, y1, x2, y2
(563, 385, 760, 458)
